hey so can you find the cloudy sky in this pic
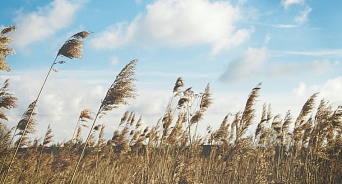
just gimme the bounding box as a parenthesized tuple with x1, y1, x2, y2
(1, 0, 341, 143)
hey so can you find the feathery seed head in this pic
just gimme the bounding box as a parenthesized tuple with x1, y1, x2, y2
(57, 31, 91, 59)
(72, 31, 92, 39)
(173, 77, 184, 92)
(99, 59, 138, 114)
(1, 26, 16, 35)
(0, 26, 16, 72)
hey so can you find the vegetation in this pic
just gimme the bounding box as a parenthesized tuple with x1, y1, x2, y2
(0, 25, 341, 184)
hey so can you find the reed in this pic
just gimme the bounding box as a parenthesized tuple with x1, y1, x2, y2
(69, 59, 138, 183)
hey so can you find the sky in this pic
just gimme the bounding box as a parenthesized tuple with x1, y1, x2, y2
(1, 0, 341, 143)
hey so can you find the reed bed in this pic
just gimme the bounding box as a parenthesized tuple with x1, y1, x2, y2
(0, 25, 341, 183)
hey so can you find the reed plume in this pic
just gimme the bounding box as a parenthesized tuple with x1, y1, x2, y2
(36, 124, 53, 176)
(0, 26, 16, 72)
(173, 77, 184, 93)
(1, 100, 37, 183)
(70, 59, 138, 183)
(236, 83, 261, 143)
(0, 79, 17, 121)
(71, 109, 93, 142)
(190, 83, 213, 125)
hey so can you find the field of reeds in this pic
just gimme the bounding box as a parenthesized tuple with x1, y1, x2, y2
(0, 27, 341, 184)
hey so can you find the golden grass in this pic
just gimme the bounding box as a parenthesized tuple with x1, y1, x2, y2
(0, 28, 340, 183)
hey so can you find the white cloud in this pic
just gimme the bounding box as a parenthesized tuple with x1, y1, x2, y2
(91, 0, 252, 55)
(282, 0, 304, 9)
(275, 24, 297, 28)
(289, 77, 342, 111)
(292, 82, 307, 97)
(295, 7, 312, 24)
(319, 77, 342, 105)
(220, 47, 270, 82)
(220, 47, 333, 83)
(90, 21, 137, 49)
(11, 0, 84, 48)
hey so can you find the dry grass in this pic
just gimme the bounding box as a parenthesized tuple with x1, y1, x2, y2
(0, 81, 341, 183)
(0, 28, 341, 183)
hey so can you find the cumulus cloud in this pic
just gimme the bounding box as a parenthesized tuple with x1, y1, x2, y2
(220, 47, 270, 82)
(319, 77, 342, 105)
(292, 82, 307, 97)
(295, 7, 312, 24)
(11, 0, 84, 48)
(281, 0, 304, 9)
(91, 0, 252, 55)
(90, 21, 137, 49)
(290, 77, 342, 110)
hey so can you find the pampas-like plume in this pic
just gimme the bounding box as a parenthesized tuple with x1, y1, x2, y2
(2, 32, 91, 183)
(173, 77, 184, 93)
(71, 109, 93, 142)
(236, 83, 261, 143)
(0, 26, 16, 72)
(43, 124, 53, 146)
(190, 83, 212, 143)
(15, 101, 37, 147)
(0, 79, 18, 121)
(281, 110, 292, 144)
(2, 101, 37, 183)
(36, 124, 53, 175)
(255, 103, 267, 143)
(57, 31, 91, 59)
(70, 59, 138, 183)
(97, 125, 105, 147)
(212, 115, 229, 143)
(294, 93, 318, 127)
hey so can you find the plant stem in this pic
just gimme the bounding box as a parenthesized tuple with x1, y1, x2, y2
(1, 55, 58, 184)
(69, 108, 101, 184)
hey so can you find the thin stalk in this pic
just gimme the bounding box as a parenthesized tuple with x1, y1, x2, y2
(69, 106, 102, 183)
(71, 117, 81, 142)
(0, 127, 17, 173)
(1, 56, 57, 184)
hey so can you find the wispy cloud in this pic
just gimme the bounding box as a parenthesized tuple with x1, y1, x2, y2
(275, 24, 298, 28)
(281, 0, 304, 9)
(273, 49, 342, 57)
(295, 7, 312, 24)
(11, 0, 85, 48)
(91, 0, 252, 55)
(254, 22, 298, 29)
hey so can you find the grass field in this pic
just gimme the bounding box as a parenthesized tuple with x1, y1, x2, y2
(0, 27, 341, 184)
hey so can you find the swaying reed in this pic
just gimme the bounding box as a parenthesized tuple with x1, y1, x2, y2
(191, 83, 213, 141)
(0, 79, 17, 121)
(70, 59, 138, 183)
(0, 26, 16, 72)
(1, 31, 91, 184)
(1, 100, 37, 183)
(236, 82, 261, 143)
(71, 109, 93, 142)
(35, 124, 53, 176)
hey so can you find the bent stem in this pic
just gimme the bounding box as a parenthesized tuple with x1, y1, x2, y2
(69, 107, 101, 183)
(1, 56, 58, 184)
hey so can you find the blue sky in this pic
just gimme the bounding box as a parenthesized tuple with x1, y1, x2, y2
(1, 0, 341, 142)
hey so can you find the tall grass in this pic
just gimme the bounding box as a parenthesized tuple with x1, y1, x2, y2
(0, 26, 341, 183)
